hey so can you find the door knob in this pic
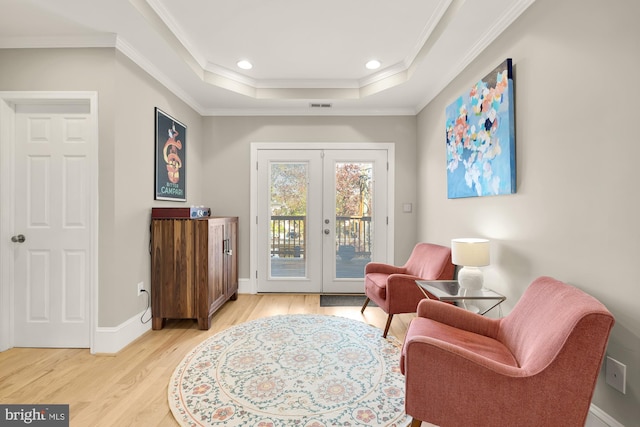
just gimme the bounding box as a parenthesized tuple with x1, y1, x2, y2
(324, 229, 330, 235)
(11, 234, 26, 243)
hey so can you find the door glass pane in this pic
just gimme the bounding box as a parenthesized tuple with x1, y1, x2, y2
(269, 162, 307, 278)
(335, 162, 373, 279)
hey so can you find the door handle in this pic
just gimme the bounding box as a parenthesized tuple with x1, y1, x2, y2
(11, 234, 26, 243)
(324, 229, 330, 235)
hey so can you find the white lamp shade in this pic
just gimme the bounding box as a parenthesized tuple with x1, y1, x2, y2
(451, 238, 490, 267)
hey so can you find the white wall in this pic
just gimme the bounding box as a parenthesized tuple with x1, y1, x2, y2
(202, 115, 418, 279)
(109, 52, 205, 326)
(415, 0, 639, 424)
(0, 48, 205, 327)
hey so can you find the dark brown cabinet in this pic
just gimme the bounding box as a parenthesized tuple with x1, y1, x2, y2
(150, 216, 238, 330)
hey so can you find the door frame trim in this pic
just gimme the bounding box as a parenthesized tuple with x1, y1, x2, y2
(249, 142, 395, 294)
(0, 91, 99, 352)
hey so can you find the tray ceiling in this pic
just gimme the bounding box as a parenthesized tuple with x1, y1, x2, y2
(0, 0, 536, 115)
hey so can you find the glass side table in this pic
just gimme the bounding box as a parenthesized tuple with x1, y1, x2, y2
(415, 280, 506, 315)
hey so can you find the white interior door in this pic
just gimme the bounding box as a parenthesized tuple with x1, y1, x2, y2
(256, 147, 389, 293)
(11, 103, 92, 347)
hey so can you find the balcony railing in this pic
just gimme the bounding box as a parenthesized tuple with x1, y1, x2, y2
(270, 215, 372, 258)
(270, 215, 305, 257)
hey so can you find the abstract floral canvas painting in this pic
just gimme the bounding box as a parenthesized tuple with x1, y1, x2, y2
(446, 58, 516, 198)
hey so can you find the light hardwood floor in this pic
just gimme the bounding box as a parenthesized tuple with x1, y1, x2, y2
(0, 294, 415, 426)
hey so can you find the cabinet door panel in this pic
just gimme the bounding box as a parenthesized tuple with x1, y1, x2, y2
(226, 218, 238, 298)
(206, 220, 226, 318)
(151, 219, 196, 328)
(163, 220, 195, 318)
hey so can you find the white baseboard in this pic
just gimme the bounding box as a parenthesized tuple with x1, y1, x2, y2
(91, 278, 252, 354)
(586, 404, 624, 427)
(419, 404, 620, 427)
(92, 310, 151, 354)
(238, 277, 253, 294)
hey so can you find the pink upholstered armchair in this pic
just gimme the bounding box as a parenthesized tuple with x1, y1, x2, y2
(401, 276, 615, 427)
(361, 243, 455, 337)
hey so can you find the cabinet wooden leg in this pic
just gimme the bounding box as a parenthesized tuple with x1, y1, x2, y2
(152, 317, 165, 330)
(198, 316, 212, 330)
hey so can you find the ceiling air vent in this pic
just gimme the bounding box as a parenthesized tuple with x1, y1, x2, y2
(309, 103, 332, 108)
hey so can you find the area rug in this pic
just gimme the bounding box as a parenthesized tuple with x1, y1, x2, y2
(169, 314, 410, 426)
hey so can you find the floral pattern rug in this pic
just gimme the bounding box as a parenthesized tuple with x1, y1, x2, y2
(169, 314, 410, 426)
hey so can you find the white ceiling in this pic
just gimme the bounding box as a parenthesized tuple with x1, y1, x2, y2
(0, 0, 535, 116)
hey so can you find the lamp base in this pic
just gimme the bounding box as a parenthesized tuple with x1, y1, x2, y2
(458, 266, 483, 291)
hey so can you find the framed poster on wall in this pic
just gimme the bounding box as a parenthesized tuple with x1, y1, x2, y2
(155, 107, 186, 201)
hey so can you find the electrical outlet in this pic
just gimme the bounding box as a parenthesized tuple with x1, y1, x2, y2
(605, 356, 626, 394)
(137, 281, 145, 296)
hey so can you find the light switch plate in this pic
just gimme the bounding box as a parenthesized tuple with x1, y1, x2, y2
(605, 356, 626, 394)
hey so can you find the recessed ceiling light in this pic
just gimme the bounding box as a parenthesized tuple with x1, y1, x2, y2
(365, 60, 381, 70)
(237, 60, 253, 70)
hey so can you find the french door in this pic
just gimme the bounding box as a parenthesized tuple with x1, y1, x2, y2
(255, 146, 390, 293)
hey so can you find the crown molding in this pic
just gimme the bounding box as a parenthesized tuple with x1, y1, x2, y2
(115, 37, 207, 115)
(415, 0, 537, 113)
(201, 106, 417, 117)
(205, 62, 258, 88)
(0, 34, 117, 49)
(146, 0, 208, 69)
(404, 0, 454, 71)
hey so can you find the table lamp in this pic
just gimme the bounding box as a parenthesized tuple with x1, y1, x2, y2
(451, 238, 490, 291)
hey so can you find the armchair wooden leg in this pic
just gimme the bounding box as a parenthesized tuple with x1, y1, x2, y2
(410, 418, 423, 427)
(383, 314, 393, 338)
(360, 297, 370, 314)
